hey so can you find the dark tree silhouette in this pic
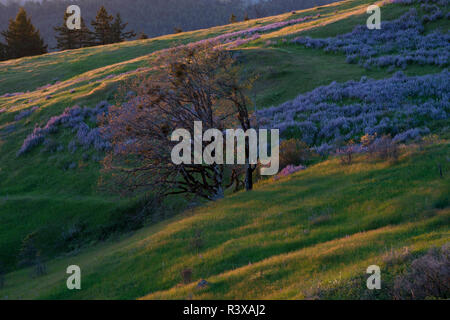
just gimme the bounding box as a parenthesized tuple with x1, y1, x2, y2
(0, 41, 7, 61)
(138, 32, 148, 40)
(1, 7, 47, 59)
(54, 12, 93, 50)
(91, 5, 114, 45)
(102, 43, 255, 200)
(0, 1, 339, 49)
(174, 27, 183, 34)
(110, 13, 136, 43)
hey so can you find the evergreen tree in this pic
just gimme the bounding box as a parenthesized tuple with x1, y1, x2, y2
(0, 42, 7, 61)
(77, 18, 95, 48)
(229, 13, 237, 23)
(91, 6, 114, 45)
(54, 12, 77, 50)
(1, 7, 47, 59)
(54, 13, 93, 50)
(110, 13, 136, 43)
(138, 32, 148, 40)
(244, 13, 250, 21)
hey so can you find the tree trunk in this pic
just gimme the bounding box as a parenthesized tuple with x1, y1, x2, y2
(245, 164, 253, 191)
(212, 164, 224, 200)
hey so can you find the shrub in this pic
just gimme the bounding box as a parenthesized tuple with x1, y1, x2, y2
(138, 32, 148, 39)
(18, 232, 39, 268)
(393, 244, 450, 299)
(33, 254, 47, 277)
(337, 140, 359, 165)
(279, 139, 312, 169)
(433, 195, 449, 209)
(61, 222, 86, 245)
(367, 135, 399, 161)
(361, 133, 377, 148)
(190, 229, 204, 251)
(181, 268, 193, 284)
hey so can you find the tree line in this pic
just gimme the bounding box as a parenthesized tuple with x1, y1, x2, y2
(0, 0, 339, 57)
(0, 5, 136, 61)
(54, 6, 136, 50)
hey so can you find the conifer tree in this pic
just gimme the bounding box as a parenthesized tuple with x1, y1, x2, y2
(110, 13, 136, 43)
(54, 12, 93, 50)
(244, 13, 250, 21)
(54, 12, 77, 50)
(138, 32, 148, 40)
(77, 18, 95, 48)
(229, 13, 237, 23)
(0, 42, 7, 61)
(1, 7, 47, 59)
(91, 6, 114, 45)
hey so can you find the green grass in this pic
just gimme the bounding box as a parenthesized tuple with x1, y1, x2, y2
(243, 46, 442, 108)
(0, 0, 394, 271)
(0, 0, 448, 299)
(0, 142, 448, 299)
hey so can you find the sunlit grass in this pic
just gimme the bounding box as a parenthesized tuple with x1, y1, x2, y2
(1, 142, 448, 299)
(0, 0, 448, 299)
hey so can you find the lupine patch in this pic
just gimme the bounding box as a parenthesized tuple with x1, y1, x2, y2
(257, 70, 449, 153)
(17, 101, 112, 156)
(275, 164, 306, 179)
(392, 0, 449, 5)
(14, 106, 39, 121)
(161, 13, 323, 52)
(0, 92, 24, 98)
(292, 8, 449, 69)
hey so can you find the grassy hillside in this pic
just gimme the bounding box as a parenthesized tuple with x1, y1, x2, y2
(0, 0, 448, 299)
(1, 141, 448, 299)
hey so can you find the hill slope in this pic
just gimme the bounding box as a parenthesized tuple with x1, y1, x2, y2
(1, 141, 448, 299)
(0, 0, 448, 299)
